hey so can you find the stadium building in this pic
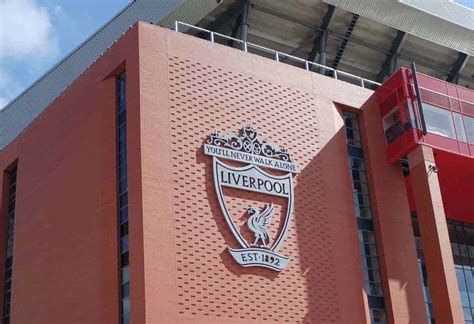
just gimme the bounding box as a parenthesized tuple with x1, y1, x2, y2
(0, 0, 473, 323)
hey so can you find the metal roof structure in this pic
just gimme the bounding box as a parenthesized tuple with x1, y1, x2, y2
(1, 0, 473, 150)
(194, 0, 473, 88)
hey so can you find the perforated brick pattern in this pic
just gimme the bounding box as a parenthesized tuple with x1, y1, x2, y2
(168, 56, 339, 322)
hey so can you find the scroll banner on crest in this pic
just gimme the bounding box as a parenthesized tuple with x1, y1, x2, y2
(228, 247, 290, 271)
(204, 144, 299, 173)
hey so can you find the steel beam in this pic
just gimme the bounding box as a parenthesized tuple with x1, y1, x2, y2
(319, 30, 328, 68)
(240, 0, 251, 50)
(376, 30, 407, 83)
(198, 0, 244, 39)
(251, 3, 471, 83)
(227, 13, 242, 47)
(332, 13, 359, 69)
(241, 0, 251, 43)
(446, 52, 469, 84)
(307, 4, 335, 63)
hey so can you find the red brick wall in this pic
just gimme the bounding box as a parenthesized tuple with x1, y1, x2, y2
(359, 96, 426, 323)
(0, 25, 141, 324)
(0, 22, 408, 323)
(135, 23, 373, 323)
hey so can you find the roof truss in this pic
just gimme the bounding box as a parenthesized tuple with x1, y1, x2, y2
(376, 30, 407, 83)
(446, 52, 469, 84)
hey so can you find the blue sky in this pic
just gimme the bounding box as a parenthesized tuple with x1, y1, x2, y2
(452, 0, 474, 9)
(0, 0, 130, 108)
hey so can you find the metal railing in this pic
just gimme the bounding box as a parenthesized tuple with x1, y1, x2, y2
(174, 21, 381, 89)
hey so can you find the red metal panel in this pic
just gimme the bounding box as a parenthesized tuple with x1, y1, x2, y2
(375, 67, 474, 161)
(435, 150, 474, 223)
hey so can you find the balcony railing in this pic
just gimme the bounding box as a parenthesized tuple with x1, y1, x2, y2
(174, 21, 381, 90)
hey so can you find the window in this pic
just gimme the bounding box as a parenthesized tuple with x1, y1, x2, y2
(448, 220, 474, 324)
(117, 73, 130, 324)
(344, 114, 362, 148)
(464, 115, 474, 144)
(423, 103, 456, 139)
(383, 108, 403, 145)
(343, 112, 387, 323)
(411, 214, 435, 323)
(2, 169, 17, 324)
(371, 309, 388, 324)
(453, 113, 467, 142)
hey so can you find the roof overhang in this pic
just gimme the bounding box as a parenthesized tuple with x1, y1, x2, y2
(323, 0, 473, 55)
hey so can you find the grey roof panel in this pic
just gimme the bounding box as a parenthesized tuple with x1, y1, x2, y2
(0, 0, 220, 150)
(323, 0, 474, 55)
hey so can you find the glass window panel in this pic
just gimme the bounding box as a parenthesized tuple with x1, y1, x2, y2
(361, 243, 378, 257)
(457, 267, 470, 307)
(464, 115, 474, 144)
(122, 313, 130, 324)
(460, 244, 470, 258)
(121, 282, 130, 298)
(346, 129, 362, 147)
(414, 237, 423, 250)
(120, 222, 128, 237)
(121, 251, 129, 267)
(120, 208, 129, 224)
(354, 193, 371, 206)
(121, 266, 130, 284)
(367, 269, 382, 283)
(118, 111, 126, 125)
(369, 257, 380, 270)
(453, 242, 461, 257)
(403, 101, 417, 129)
(423, 103, 456, 139)
(423, 286, 432, 302)
(464, 267, 474, 298)
(457, 224, 467, 245)
(353, 181, 369, 195)
(360, 231, 377, 244)
(118, 151, 127, 168)
(121, 236, 129, 253)
(119, 192, 128, 207)
(3, 302, 10, 316)
(465, 307, 473, 320)
(383, 107, 404, 144)
(344, 114, 359, 130)
(350, 157, 366, 170)
(454, 112, 467, 142)
(358, 206, 372, 219)
(371, 309, 387, 324)
(367, 282, 383, 296)
(122, 297, 131, 314)
(119, 178, 128, 195)
(118, 123, 126, 139)
(465, 227, 474, 254)
(352, 169, 368, 182)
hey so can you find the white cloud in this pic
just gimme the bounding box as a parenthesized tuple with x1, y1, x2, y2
(0, 71, 23, 109)
(0, 0, 61, 109)
(0, 0, 59, 60)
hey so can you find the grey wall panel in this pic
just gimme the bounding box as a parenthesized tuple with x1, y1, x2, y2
(0, 0, 219, 150)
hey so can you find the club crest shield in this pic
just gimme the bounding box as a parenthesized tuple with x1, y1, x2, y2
(204, 126, 299, 271)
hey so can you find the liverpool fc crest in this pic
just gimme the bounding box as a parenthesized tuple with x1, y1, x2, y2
(204, 125, 299, 271)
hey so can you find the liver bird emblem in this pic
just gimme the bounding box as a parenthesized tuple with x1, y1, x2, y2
(247, 203, 275, 247)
